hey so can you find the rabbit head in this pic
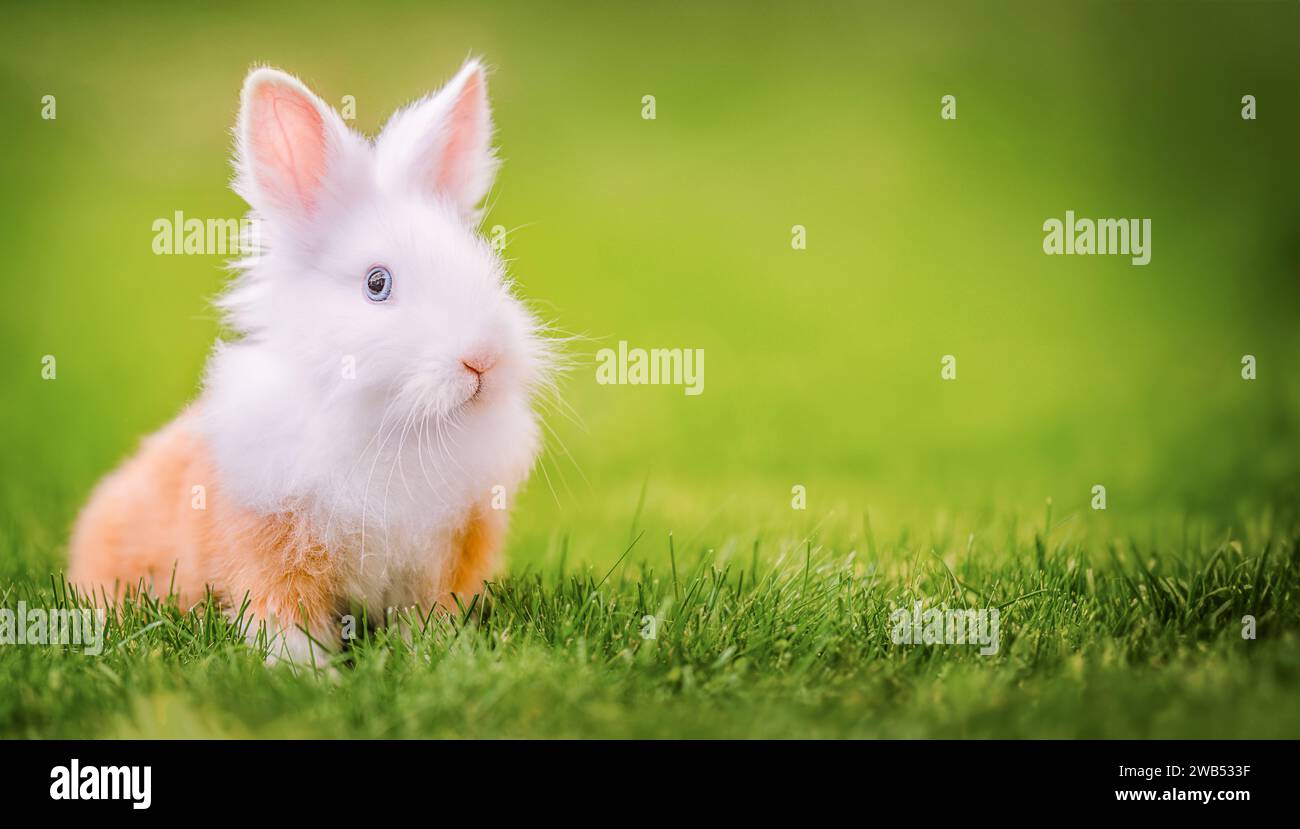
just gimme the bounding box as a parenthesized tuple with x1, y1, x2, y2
(203, 60, 548, 530)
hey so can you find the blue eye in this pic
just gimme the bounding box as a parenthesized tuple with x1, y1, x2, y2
(365, 266, 393, 302)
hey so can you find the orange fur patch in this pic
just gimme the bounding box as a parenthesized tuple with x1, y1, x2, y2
(68, 408, 505, 648)
(445, 503, 506, 603)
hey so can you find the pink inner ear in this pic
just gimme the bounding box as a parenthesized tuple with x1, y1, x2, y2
(249, 82, 328, 213)
(435, 70, 484, 196)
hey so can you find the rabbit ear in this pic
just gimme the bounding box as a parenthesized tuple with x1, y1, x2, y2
(235, 67, 352, 223)
(376, 59, 498, 222)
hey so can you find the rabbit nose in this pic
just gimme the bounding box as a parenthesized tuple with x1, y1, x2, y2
(461, 353, 496, 376)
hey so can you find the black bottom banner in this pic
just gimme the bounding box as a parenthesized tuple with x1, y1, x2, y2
(0, 739, 1285, 815)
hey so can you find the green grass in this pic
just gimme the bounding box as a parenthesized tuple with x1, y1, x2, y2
(3, 509, 1298, 739)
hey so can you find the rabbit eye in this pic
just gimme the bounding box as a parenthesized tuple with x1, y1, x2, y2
(365, 266, 393, 302)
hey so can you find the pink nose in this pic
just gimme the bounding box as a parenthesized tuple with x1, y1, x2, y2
(461, 354, 496, 376)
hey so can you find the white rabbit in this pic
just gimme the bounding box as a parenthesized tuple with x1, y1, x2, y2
(68, 59, 551, 663)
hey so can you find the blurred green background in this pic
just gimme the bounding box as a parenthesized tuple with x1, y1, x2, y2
(1, 0, 1297, 574)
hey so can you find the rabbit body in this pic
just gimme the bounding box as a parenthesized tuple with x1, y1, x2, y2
(69, 60, 547, 660)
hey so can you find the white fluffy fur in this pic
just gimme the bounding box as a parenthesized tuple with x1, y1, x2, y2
(201, 61, 546, 602)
